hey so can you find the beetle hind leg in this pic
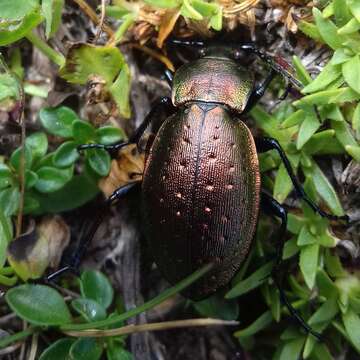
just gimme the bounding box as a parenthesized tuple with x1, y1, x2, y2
(261, 192, 323, 341)
(256, 137, 348, 222)
(46, 181, 141, 282)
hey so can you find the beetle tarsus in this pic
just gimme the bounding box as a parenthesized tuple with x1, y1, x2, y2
(261, 192, 324, 341)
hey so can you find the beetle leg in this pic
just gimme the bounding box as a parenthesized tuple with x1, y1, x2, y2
(46, 181, 141, 282)
(261, 192, 323, 341)
(243, 70, 277, 113)
(164, 69, 174, 87)
(78, 97, 175, 155)
(256, 137, 349, 222)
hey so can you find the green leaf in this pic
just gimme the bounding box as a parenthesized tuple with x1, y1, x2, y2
(287, 213, 306, 235)
(279, 338, 306, 360)
(25, 170, 38, 189)
(281, 109, 305, 129)
(299, 244, 319, 289)
(342, 55, 360, 94)
(144, 0, 179, 8)
(180, 0, 203, 20)
(297, 114, 320, 149)
(302, 62, 341, 94)
(309, 297, 338, 325)
(348, 0, 360, 22)
(10, 145, 33, 172)
(69, 338, 103, 360)
(338, 18, 360, 34)
(343, 309, 360, 352)
(35, 173, 98, 213)
(105, 5, 131, 19)
(0, 164, 13, 190)
(346, 145, 360, 162)
(302, 130, 343, 155)
(313, 7, 344, 50)
(108, 63, 131, 118)
(225, 261, 273, 298)
(0, 73, 21, 103)
(234, 311, 272, 338)
(106, 347, 133, 360)
(331, 48, 352, 65)
(0, 0, 39, 19)
(72, 120, 96, 143)
(6, 284, 72, 325)
(0, 209, 12, 267)
(283, 237, 300, 260)
(297, 226, 317, 246)
(60, 44, 125, 84)
(71, 298, 107, 322)
(273, 163, 294, 203)
(35, 166, 72, 193)
(306, 162, 344, 216)
(209, 6, 222, 31)
(316, 269, 339, 298)
(53, 141, 79, 168)
(39, 338, 75, 360)
(298, 21, 323, 42)
(42, 0, 64, 38)
(39, 106, 79, 138)
(0, 187, 20, 216)
(333, 0, 352, 26)
(352, 102, 360, 137)
(96, 126, 125, 145)
(0, 1, 43, 46)
(80, 270, 114, 309)
(293, 56, 312, 85)
(25, 132, 48, 161)
(193, 293, 239, 320)
(312, 343, 334, 360)
(87, 149, 111, 176)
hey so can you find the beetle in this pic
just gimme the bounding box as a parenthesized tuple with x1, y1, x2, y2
(52, 40, 347, 338)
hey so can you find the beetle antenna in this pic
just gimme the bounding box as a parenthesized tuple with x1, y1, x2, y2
(170, 38, 205, 48)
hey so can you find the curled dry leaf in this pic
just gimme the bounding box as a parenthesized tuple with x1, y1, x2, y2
(7, 216, 70, 281)
(99, 144, 145, 198)
(157, 9, 181, 48)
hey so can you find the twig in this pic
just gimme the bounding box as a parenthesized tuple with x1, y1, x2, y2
(63, 318, 239, 338)
(28, 333, 38, 360)
(16, 111, 25, 238)
(72, 0, 114, 37)
(94, 0, 106, 43)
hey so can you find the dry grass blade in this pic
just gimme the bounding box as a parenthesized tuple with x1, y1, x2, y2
(63, 318, 239, 338)
(94, 0, 106, 43)
(223, 0, 260, 16)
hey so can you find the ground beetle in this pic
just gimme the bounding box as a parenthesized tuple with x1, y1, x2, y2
(51, 40, 347, 339)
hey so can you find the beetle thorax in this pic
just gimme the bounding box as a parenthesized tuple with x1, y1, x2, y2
(172, 57, 253, 113)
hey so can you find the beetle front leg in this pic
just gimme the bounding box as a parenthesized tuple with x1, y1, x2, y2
(256, 137, 348, 222)
(261, 192, 323, 341)
(78, 96, 175, 155)
(46, 181, 141, 282)
(243, 69, 277, 113)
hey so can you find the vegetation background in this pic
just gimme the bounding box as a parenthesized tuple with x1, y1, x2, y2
(0, 0, 360, 359)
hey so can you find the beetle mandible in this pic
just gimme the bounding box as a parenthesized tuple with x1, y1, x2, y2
(58, 40, 347, 338)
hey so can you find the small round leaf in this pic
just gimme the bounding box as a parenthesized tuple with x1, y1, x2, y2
(87, 149, 111, 177)
(53, 141, 79, 168)
(39, 106, 79, 138)
(71, 298, 107, 322)
(35, 166, 73, 193)
(95, 126, 125, 145)
(25, 132, 48, 160)
(10, 145, 33, 172)
(80, 270, 114, 309)
(5, 284, 72, 325)
(69, 338, 103, 360)
(72, 120, 96, 143)
(39, 338, 75, 360)
(0, 164, 13, 189)
(25, 170, 38, 189)
(0, 187, 20, 216)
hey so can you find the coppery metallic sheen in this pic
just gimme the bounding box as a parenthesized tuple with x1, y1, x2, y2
(142, 101, 260, 299)
(172, 58, 253, 112)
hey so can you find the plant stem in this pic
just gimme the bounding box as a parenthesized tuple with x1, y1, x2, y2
(25, 32, 65, 67)
(0, 327, 37, 349)
(60, 263, 213, 331)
